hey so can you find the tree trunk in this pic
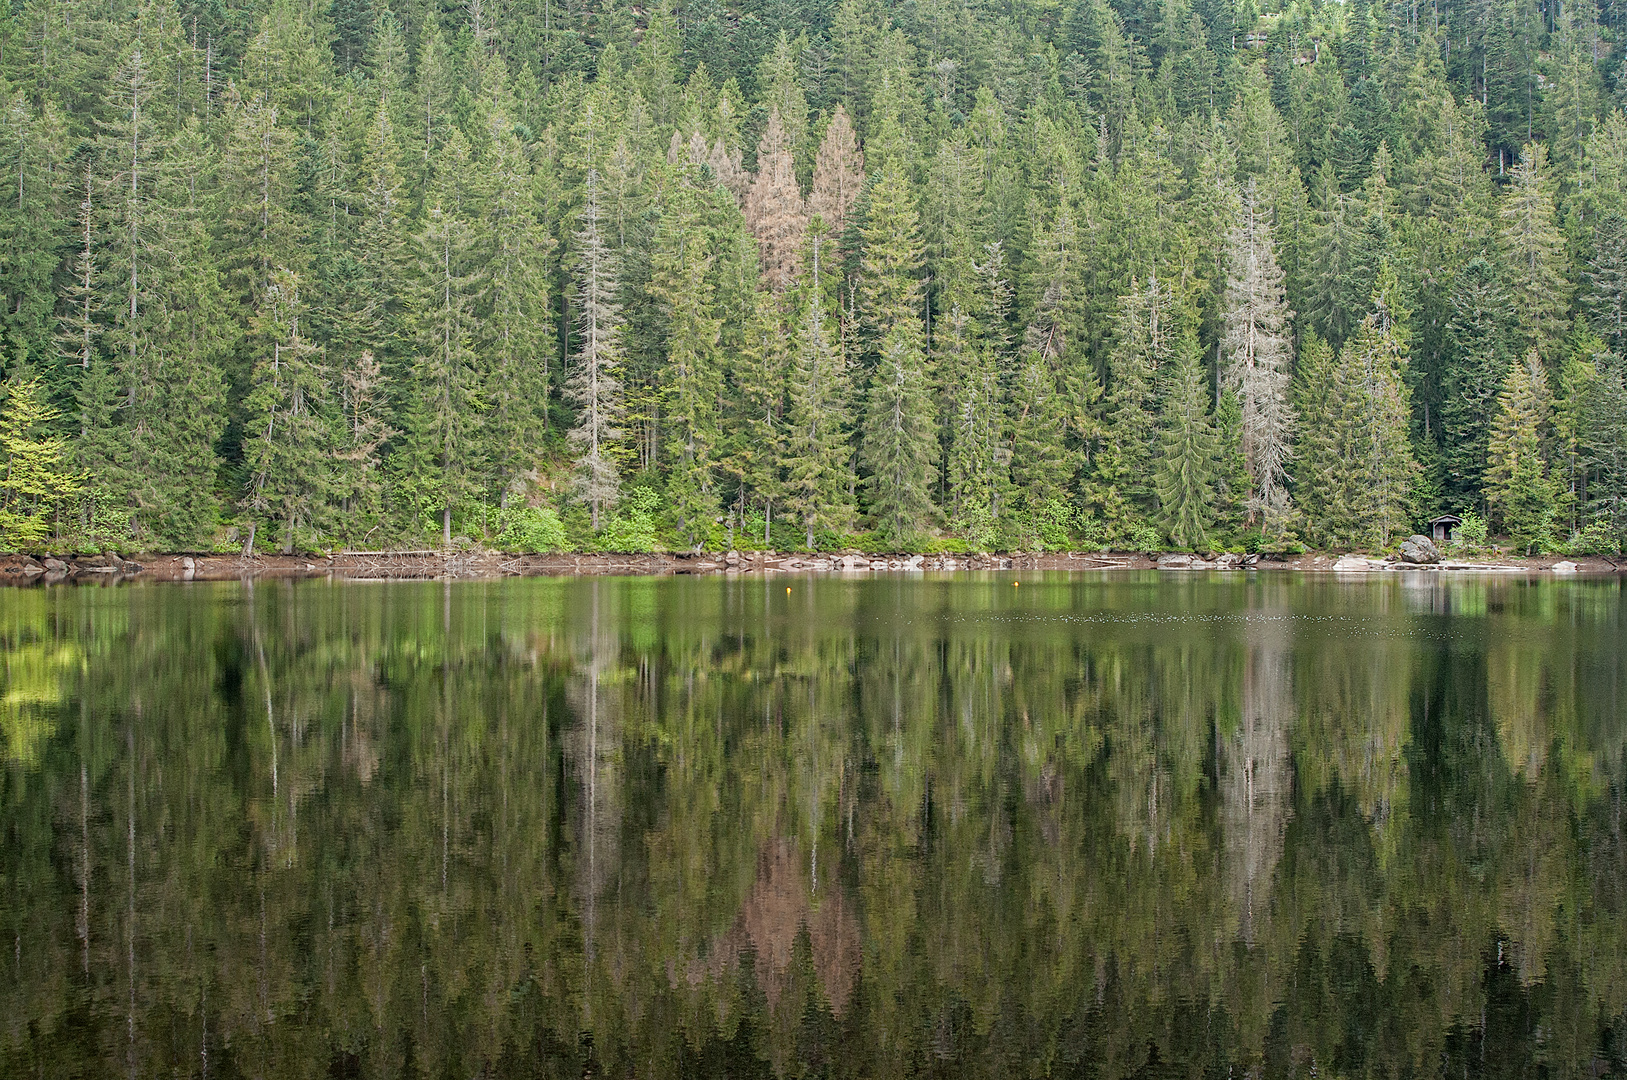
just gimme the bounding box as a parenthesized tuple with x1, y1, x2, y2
(443, 505, 452, 549)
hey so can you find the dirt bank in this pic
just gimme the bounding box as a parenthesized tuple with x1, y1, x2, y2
(1, 549, 1621, 584)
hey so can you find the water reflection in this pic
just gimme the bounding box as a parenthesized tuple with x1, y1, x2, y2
(1, 573, 1625, 1077)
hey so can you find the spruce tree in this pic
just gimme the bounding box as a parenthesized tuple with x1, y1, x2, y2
(566, 170, 626, 531)
(860, 321, 937, 545)
(651, 176, 724, 549)
(401, 131, 484, 548)
(743, 108, 807, 292)
(474, 105, 554, 506)
(1485, 351, 1560, 553)
(1582, 357, 1627, 546)
(1221, 182, 1295, 527)
(858, 162, 925, 345)
(240, 270, 332, 555)
(1499, 143, 1571, 358)
(785, 235, 853, 547)
(1338, 283, 1420, 549)
(729, 291, 788, 540)
(809, 105, 864, 259)
(1439, 259, 1518, 503)
(1097, 275, 1179, 528)
(1154, 343, 1220, 550)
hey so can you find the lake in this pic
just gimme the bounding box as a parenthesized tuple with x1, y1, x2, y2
(2, 572, 1625, 1077)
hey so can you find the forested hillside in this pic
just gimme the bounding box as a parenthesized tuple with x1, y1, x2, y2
(1, 0, 1626, 554)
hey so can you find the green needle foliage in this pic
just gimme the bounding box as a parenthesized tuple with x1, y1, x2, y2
(2, 0, 1626, 553)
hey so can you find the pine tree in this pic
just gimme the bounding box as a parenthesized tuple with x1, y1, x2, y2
(743, 108, 807, 292)
(240, 270, 331, 555)
(566, 170, 626, 531)
(860, 321, 936, 545)
(1154, 339, 1220, 550)
(785, 235, 852, 547)
(1221, 182, 1295, 527)
(1485, 350, 1560, 553)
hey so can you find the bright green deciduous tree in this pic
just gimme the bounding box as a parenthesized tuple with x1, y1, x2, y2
(0, 378, 81, 550)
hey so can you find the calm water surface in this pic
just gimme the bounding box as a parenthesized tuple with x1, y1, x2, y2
(2, 572, 1626, 1077)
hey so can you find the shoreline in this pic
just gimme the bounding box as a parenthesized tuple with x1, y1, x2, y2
(2, 549, 1621, 584)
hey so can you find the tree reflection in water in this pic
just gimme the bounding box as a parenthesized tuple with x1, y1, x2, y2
(1, 572, 1625, 1077)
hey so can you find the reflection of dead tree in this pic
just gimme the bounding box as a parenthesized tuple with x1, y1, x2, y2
(568, 582, 620, 973)
(681, 838, 861, 1017)
(1221, 615, 1294, 944)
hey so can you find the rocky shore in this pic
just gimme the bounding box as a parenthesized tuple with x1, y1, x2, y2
(0, 546, 1619, 584)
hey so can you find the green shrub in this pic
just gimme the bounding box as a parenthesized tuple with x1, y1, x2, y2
(1457, 512, 1488, 547)
(1561, 520, 1619, 556)
(598, 489, 660, 553)
(497, 506, 570, 553)
(1131, 523, 1164, 553)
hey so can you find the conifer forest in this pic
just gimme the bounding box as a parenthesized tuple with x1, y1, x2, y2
(4, 0, 1627, 555)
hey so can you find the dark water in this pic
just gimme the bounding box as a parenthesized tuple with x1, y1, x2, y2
(2, 573, 1626, 1078)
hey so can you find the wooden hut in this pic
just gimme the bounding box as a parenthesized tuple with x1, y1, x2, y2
(1427, 514, 1462, 544)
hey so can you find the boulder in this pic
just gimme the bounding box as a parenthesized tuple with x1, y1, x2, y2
(902, 555, 924, 570)
(1551, 560, 1580, 574)
(1333, 555, 1387, 572)
(1399, 535, 1440, 564)
(1211, 552, 1242, 570)
(42, 557, 67, 572)
(1157, 553, 1202, 570)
